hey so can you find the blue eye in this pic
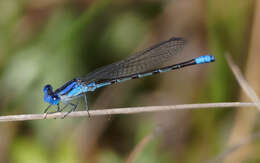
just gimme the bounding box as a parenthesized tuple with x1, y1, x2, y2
(43, 84, 53, 93)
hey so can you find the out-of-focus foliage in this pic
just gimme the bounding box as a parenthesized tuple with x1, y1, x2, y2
(0, 0, 257, 163)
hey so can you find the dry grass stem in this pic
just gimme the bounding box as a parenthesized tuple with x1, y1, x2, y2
(225, 54, 260, 111)
(0, 102, 256, 122)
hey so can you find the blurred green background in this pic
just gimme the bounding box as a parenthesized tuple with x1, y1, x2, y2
(0, 0, 257, 162)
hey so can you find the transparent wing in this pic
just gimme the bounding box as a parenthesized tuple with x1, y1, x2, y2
(81, 37, 186, 83)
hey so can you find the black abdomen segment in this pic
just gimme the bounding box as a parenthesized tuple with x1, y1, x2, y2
(95, 58, 197, 86)
(95, 54, 215, 88)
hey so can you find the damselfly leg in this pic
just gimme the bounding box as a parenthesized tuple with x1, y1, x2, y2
(44, 104, 52, 113)
(84, 94, 90, 117)
(62, 102, 79, 118)
(44, 104, 61, 119)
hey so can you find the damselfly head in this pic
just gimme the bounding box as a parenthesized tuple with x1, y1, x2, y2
(43, 84, 60, 105)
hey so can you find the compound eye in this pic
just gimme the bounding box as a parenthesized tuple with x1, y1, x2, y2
(43, 84, 53, 93)
(46, 85, 52, 90)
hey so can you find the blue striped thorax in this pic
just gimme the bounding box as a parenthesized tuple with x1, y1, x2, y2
(43, 78, 83, 105)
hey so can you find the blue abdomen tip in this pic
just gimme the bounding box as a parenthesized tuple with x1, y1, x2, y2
(195, 55, 215, 64)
